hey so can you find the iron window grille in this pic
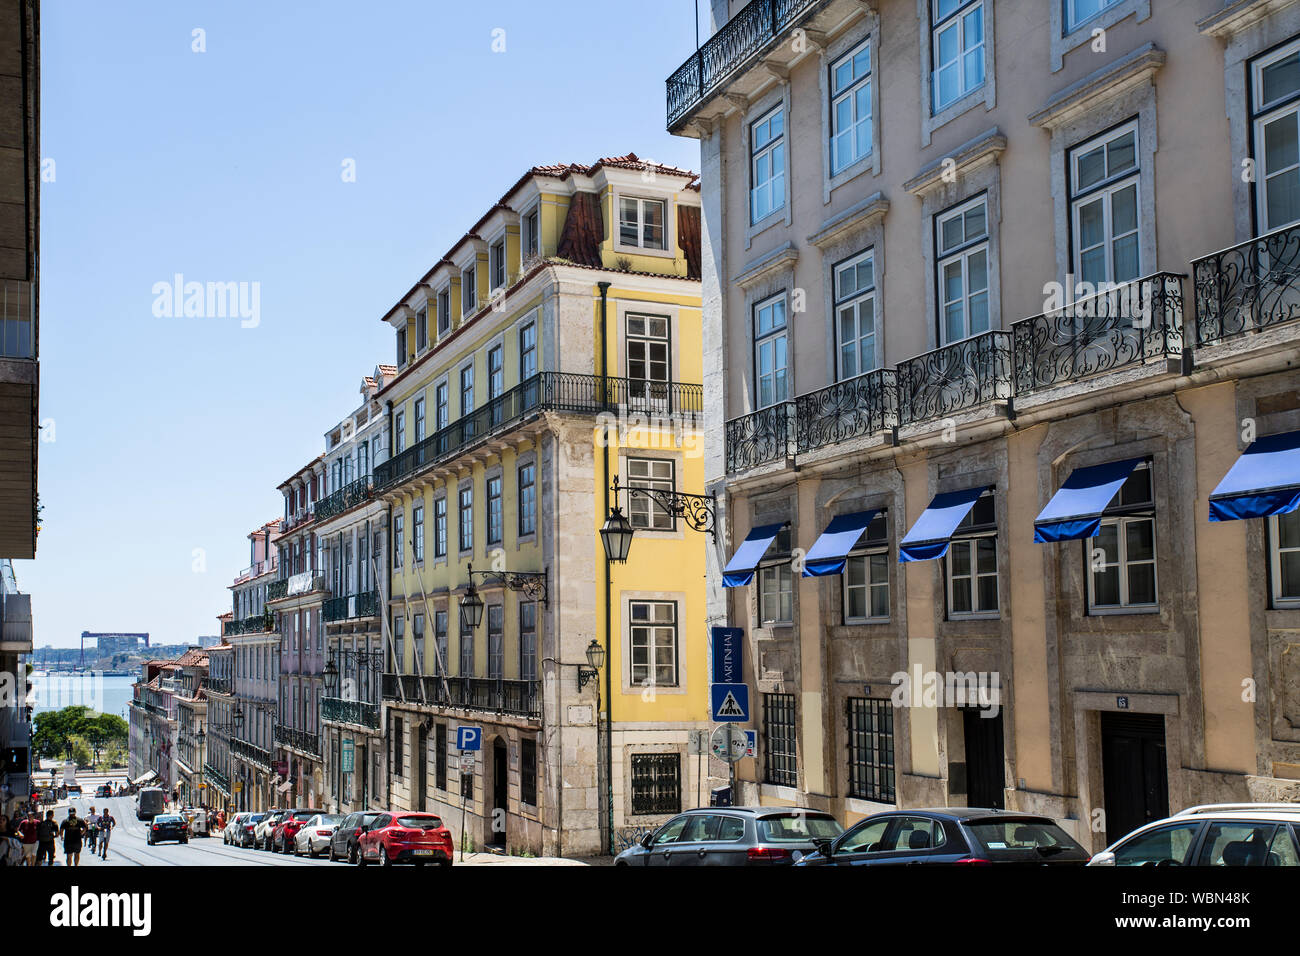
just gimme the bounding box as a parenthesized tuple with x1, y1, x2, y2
(435, 723, 447, 791)
(521, 737, 538, 807)
(764, 692, 798, 787)
(630, 753, 682, 816)
(847, 697, 895, 802)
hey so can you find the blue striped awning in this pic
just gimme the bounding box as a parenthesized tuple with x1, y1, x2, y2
(722, 523, 786, 588)
(898, 487, 986, 563)
(1209, 430, 1300, 522)
(802, 511, 879, 577)
(1033, 458, 1144, 543)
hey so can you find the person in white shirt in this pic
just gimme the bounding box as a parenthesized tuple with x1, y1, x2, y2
(85, 808, 101, 853)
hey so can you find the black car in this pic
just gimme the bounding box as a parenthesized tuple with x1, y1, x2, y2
(147, 813, 189, 846)
(796, 808, 1091, 866)
(615, 807, 843, 866)
(237, 812, 268, 848)
(95, 784, 112, 798)
(330, 810, 380, 863)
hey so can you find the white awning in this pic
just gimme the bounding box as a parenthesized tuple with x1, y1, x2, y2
(131, 769, 158, 785)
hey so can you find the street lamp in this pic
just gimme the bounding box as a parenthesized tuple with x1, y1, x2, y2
(323, 657, 339, 697)
(600, 474, 716, 563)
(458, 578, 485, 632)
(599, 503, 635, 564)
(458, 563, 548, 631)
(578, 639, 605, 691)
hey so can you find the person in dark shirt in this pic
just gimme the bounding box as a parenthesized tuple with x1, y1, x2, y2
(59, 810, 84, 867)
(35, 810, 57, 866)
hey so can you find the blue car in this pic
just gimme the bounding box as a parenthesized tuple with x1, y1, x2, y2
(615, 807, 842, 866)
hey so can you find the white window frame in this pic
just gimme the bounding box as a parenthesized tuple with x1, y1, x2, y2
(834, 249, 877, 381)
(759, 562, 794, 626)
(629, 600, 679, 688)
(618, 196, 668, 251)
(412, 502, 424, 564)
(844, 547, 890, 624)
(458, 485, 474, 553)
(753, 292, 789, 408)
(1069, 121, 1141, 287)
(936, 195, 991, 345)
(1086, 462, 1158, 614)
(490, 237, 507, 291)
(946, 533, 999, 619)
(1065, 0, 1121, 33)
(626, 457, 675, 531)
(750, 105, 786, 225)
(1270, 511, 1300, 609)
(1252, 38, 1300, 234)
(931, 0, 985, 114)
(830, 39, 873, 175)
(461, 265, 477, 315)
(522, 205, 541, 261)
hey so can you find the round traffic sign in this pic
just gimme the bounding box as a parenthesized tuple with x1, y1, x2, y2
(710, 724, 747, 764)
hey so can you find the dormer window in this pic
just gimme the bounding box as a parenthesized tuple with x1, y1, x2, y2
(619, 197, 666, 250)
(396, 325, 407, 367)
(462, 266, 477, 315)
(490, 239, 506, 290)
(524, 208, 540, 260)
(416, 307, 428, 352)
(437, 288, 450, 335)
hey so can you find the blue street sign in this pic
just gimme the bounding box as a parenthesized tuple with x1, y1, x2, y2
(744, 729, 756, 758)
(710, 683, 749, 722)
(710, 627, 743, 684)
(456, 726, 482, 751)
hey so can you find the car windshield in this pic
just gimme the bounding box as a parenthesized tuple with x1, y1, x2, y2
(155, 815, 183, 824)
(318, 815, 343, 826)
(395, 816, 444, 830)
(248, 813, 267, 823)
(757, 814, 844, 842)
(967, 820, 1085, 859)
(293, 811, 318, 821)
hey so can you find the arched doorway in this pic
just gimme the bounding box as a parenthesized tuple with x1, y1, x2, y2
(489, 737, 507, 849)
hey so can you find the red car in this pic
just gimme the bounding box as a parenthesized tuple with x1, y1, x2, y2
(358, 812, 454, 867)
(271, 809, 323, 853)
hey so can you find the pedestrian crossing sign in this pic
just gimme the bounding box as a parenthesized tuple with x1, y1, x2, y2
(710, 683, 749, 722)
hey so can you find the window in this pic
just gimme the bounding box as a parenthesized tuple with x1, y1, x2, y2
(393, 615, 405, 674)
(412, 612, 425, 674)
(1065, 0, 1122, 32)
(754, 294, 789, 407)
(434, 723, 447, 791)
(626, 313, 670, 389)
(462, 266, 477, 314)
(830, 40, 872, 174)
(520, 601, 537, 682)
(488, 345, 504, 425)
(750, 106, 785, 223)
(437, 289, 450, 335)
(486, 475, 503, 545)
(626, 457, 675, 530)
(619, 197, 666, 250)
(1111, 823, 1199, 866)
(847, 698, 895, 802)
(459, 617, 474, 678)
(518, 463, 536, 537)
(1070, 122, 1140, 286)
(432, 382, 448, 433)
(358, 441, 368, 479)
(936, 196, 990, 344)
(412, 503, 425, 563)
(487, 605, 504, 681)
(519, 321, 537, 380)
(931, 0, 985, 113)
(630, 753, 682, 816)
(764, 693, 798, 787)
(393, 512, 404, 570)
(630, 600, 678, 687)
(947, 491, 998, 617)
(835, 250, 877, 379)
(460, 365, 474, 415)
(520, 737, 537, 806)
(490, 238, 506, 290)
(844, 513, 890, 622)
(416, 307, 427, 352)
(459, 486, 473, 552)
(414, 398, 426, 443)
(1088, 463, 1157, 611)
(434, 610, 448, 676)
(392, 715, 404, 778)
(1270, 510, 1300, 607)
(523, 208, 540, 259)
(1252, 39, 1300, 232)
(434, 496, 447, 559)
(396, 326, 407, 367)
(759, 564, 793, 625)
(395, 411, 406, 454)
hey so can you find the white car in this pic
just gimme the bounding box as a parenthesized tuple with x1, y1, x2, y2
(181, 807, 209, 836)
(1088, 803, 1300, 866)
(293, 813, 344, 858)
(223, 812, 250, 845)
(254, 810, 287, 850)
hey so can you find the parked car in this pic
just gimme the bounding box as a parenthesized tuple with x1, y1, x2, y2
(272, 809, 325, 853)
(95, 784, 112, 798)
(254, 810, 287, 850)
(147, 813, 189, 846)
(796, 808, 1091, 867)
(223, 812, 249, 845)
(236, 812, 268, 848)
(294, 813, 344, 858)
(1088, 804, 1300, 866)
(615, 807, 843, 866)
(181, 807, 209, 836)
(136, 787, 166, 821)
(65, 784, 83, 796)
(358, 812, 454, 867)
(331, 810, 380, 863)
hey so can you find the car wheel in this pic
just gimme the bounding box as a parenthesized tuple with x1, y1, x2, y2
(328, 845, 337, 862)
(349, 844, 358, 865)
(380, 846, 392, 867)
(358, 847, 368, 867)
(181, 837, 188, 845)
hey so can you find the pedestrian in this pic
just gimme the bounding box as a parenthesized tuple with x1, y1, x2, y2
(59, 809, 84, 867)
(35, 810, 56, 866)
(0, 815, 19, 867)
(18, 808, 38, 866)
(85, 806, 101, 853)
(98, 808, 114, 860)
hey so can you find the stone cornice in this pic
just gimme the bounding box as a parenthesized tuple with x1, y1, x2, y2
(807, 191, 890, 249)
(902, 128, 1006, 198)
(1028, 43, 1166, 131)
(1198, 0, 1300, 39)
(732, 241, 799, 289)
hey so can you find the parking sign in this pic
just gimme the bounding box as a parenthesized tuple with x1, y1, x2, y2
(456, 726, 482, 751)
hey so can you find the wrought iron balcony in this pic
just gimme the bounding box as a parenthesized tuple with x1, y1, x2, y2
(268, 571, 326, 603)
(321, 696, 381, 729)
(666, 0, 823, 129)
(1192, 223, 1300, 346)
(896, 330, 1013, 426)
(795, 368, 899, 454)
(274, 725, 322, 758)
(315, 477, 372, 521)
(382, 673, 542, 720)
(266, 579, 288, 601)
(229, 737, 273, 770)
(725, 401, 795, 473)
(223, 614, 273, 637)
(374, 372, 704, 490)
(323, 589, 380, 623)
(279, 509, 314, 534)
(203, 762, 229, 794)
(1013, 273, 1185, 394)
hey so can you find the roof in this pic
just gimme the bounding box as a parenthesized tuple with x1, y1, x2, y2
(173, 647, 209, 668)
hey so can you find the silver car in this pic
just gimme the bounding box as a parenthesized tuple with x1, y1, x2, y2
(254, 810, 287, 850)
(1088, 803, 1300, 866)
(222, 812, 249, 845)
(293, 813, 344, 858)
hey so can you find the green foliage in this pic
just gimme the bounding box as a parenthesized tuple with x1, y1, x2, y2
(31, 706, 129, 760)
(65, 734, 94, 768)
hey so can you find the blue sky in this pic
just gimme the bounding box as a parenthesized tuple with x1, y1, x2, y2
(22, 0, 705, 647)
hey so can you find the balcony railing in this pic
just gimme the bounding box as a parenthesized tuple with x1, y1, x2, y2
(666, 0, 822, 129)
(321, 696, 381, 729)
(266, 579, 288, 601)
(274, 725, 322, 758)
(1192, 222, 1300, 346)
(0, 279, 34, 360)
(323, 589, 380, 622)
(203, 762, 230, 794)
(234, 556, 278, 584)
(795, 368, 898, 453)
(725, 401, 795, 473)
(279, 509, 314, 534)
(223, 614, 273, 637)
(381, 673, 542, 720)
(314, 477, 372, 521)
(897, 330, 1013, 425)
(208, 676, 232, 695)
(374, 372, 704, 490)
(1013, 273, 1185, 394)
(229, 737, 273, 770)
(268, 571, 326, 602)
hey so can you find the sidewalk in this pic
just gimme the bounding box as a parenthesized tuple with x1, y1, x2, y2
(453, 851, 615, 866)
